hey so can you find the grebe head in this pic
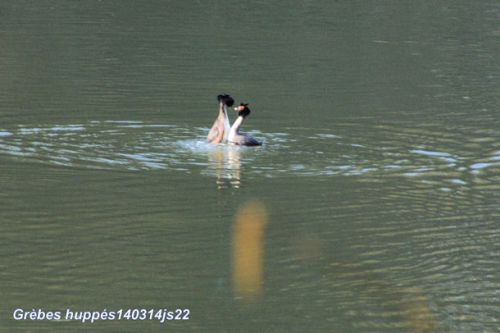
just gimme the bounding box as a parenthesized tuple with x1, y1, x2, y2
(234, 103, 251, 118)
(217, 94, 234, 107)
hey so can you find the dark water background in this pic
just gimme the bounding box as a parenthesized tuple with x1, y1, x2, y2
(0, 1, 499, 332)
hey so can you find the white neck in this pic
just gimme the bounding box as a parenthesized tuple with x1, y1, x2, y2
(228, 116, 245, 141)
(223, 105, 231, 139)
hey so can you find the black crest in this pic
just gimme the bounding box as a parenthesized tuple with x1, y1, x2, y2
(217, 94, 234, 107)
(238, 103, 251, 117)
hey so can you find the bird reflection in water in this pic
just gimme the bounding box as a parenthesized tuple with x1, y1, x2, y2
(208, 146, 242, 189)
(232, 200, 268, 301)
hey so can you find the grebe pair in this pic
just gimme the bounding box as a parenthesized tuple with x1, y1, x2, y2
(207, 94, 262, 146)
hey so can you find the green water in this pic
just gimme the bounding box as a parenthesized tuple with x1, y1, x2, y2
(1, 1, 499, 332)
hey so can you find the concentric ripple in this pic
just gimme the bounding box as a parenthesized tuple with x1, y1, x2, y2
(0, 121, 498, 189)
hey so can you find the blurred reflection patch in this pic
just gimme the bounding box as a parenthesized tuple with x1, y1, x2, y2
(232, 200, 268, 300)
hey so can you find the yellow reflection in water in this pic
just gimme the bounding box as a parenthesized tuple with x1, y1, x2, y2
(232, 200, 268, 300)
(400, 287, 438, 333)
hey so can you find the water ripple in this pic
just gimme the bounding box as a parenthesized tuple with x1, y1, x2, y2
(0, 121, 498, 191)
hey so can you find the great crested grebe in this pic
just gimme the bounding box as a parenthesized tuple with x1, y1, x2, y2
(207, 94, 234, 144)
(228, 103, 262, 146)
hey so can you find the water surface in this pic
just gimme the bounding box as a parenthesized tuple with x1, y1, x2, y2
(1, 1, 499, 332)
